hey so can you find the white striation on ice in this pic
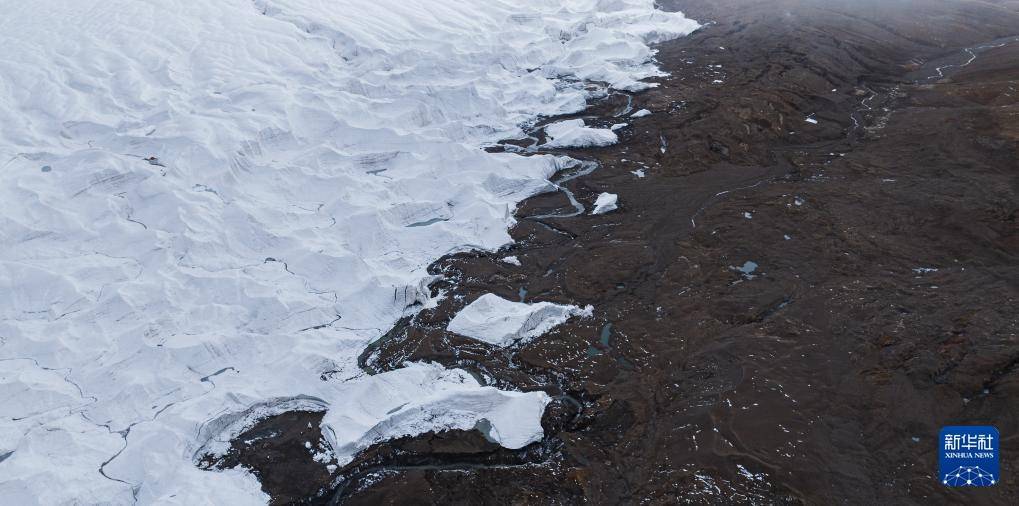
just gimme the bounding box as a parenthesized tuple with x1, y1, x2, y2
(0, 0, 698, 503)
(448, 294, 592, 347)
(543, 119, 620, 148)
(592, 193, 620, 214)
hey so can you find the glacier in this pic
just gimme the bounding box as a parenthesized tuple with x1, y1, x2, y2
(0, 0, 698, 503)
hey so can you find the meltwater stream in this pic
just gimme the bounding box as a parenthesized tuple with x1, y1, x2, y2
(924, 36, 1019, 82)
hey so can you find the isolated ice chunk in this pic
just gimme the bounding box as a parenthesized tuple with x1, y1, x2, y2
(592, 192, 619, 214)
(448, 293, 591, 347)
(543, 119, 619, 148)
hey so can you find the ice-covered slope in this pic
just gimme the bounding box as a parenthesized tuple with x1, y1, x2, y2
(0, 0, 698, 503)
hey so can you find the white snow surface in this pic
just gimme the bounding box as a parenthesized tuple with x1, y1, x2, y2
(592, 192, 619, 214)
(0, 0, 698, 503)
(448, 294, 592, 347)
(543, 119, 619, 148)
(630, 108, 652, 118)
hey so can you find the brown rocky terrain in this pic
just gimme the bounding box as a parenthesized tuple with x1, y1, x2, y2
(202, 1, 1019, 503)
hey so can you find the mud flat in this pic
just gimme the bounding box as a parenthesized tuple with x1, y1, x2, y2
(213, 1, 1019, 503)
